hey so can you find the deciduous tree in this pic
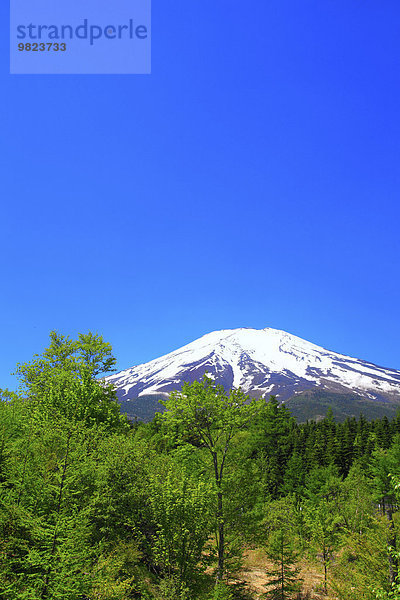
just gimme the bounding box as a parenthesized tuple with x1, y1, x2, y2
(161, 376, 263, 582)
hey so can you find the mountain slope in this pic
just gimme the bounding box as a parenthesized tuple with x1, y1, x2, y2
(105, 328, 400, 421)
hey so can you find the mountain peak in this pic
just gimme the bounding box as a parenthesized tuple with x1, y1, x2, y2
(105, 327, 400, 421)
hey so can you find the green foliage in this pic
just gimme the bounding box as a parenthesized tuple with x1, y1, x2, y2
(259, 497, 302, 600)
(244, 397, 295, 500)
(375, 549, 400, 599)
(156, 575, 191, 600)
(0, 333, 129, 598)
(161, 376, 264, 582)
(14, 331, 126, 432)
(161, 376, 262, 448)
(4, 337, 400, 599)
(147, 467, 212, 583)
(209, 581, 233, 600)
(332, 514, 393, 600)
(16, 330, 117, 384)
(90, 541, 142, 600)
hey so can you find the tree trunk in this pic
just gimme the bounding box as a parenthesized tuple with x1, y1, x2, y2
(386, 502, 398, 584)
(323, 546, 328, 594)
(212, 450, 225, 582)
(281, 538, 285, 600)
(41, 430, 72, 599)
(217, 488, 224, 581)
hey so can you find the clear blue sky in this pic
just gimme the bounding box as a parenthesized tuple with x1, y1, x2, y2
(1, 1, 400, 391)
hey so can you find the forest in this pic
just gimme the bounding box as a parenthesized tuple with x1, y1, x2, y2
(1, 332, 400, 600)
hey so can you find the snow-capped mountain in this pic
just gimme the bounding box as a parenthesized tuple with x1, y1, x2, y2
(105, 328, 400, 420)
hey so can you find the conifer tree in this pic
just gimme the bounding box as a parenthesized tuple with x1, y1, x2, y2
(261, 497, 302, 600)
(303, 465, 342, 594)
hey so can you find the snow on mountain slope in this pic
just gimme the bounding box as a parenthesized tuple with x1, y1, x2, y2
(105, 328, 400, 410)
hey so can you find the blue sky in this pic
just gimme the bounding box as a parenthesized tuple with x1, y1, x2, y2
(1, 1, 400, 390)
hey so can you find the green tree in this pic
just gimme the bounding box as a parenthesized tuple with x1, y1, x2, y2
(331, 465, 389, 600)
(147, 463, 212, 587)
(15, 331, 124, 431)
(0, 332, 130, 598)
(370, 443, 400, 587)
(161, 376, 263, 582)
(245, 397, 295, 500)
(303, 465, 342, 594)
(261, 497, 302, 600)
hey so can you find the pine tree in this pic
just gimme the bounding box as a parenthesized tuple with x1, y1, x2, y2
(261, 497, 302, 600)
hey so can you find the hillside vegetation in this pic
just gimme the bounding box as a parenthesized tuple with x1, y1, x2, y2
(1, 332, 400, 600)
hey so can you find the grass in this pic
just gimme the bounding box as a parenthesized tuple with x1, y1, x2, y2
(229, 547, 339, 600)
